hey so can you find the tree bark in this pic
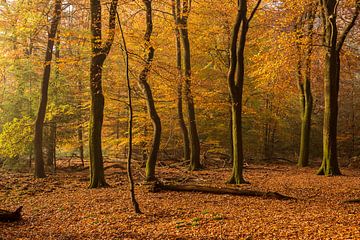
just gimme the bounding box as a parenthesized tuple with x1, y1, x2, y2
(172, 0, 190, 161)
(138, 0, 162, 182)
(89, 0, 118, 188)
(178, 0, 201, 170)
(151, 182, 294, 200)
(78, 126, 84, 167)
(46, 122, 56, 169)
(317, 0, 359, 175)
(116, 10, 141, 214)
(34, 0, 62, 178)
(296, 5, 315, 167)
(227, 0, 262, 184)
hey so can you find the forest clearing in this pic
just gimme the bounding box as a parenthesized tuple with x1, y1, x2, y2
(1, 0, 360, 239)
(1, 161, 360, 239)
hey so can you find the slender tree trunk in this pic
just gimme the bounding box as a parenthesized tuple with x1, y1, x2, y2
(298, 73, 313, 167)
(116, 10, 141, 214)
(178, 4, 201, 170)
(172, 0, 190, 161)
(34, 0, 62, 178)
(78, 126, 84, 167)
(138, 0, 162, 181)
(88, 0, 118, 188)
(46, 122, 56, 168)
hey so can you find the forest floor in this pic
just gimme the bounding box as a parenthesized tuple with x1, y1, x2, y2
(1, 160, 360, 240)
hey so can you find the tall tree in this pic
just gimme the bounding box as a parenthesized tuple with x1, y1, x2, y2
(296, 2, 316, 167)
(227, 0, 262, 184)
(172, 0, 190, 161)
(138, 0, 162, 181)
(89, 0, 119, 188)
(177, 0, 201, 170)
(116, 9, 141, 214)
(317, 0, 359, 176)
(34, 0, 62, 178)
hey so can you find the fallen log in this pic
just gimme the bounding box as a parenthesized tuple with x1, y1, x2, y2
(343, 199, 360, 203)
(150, 182, 294, 200)
(0, 206, 23, 222)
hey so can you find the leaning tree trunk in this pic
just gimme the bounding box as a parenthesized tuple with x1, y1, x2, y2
(34, 0, 62, 178)
(138, 0, 162, 181)
(172, 0, 190, 161)
(88, 0, 118, 188)
(317, 0, 359, 175)
(116, 9, 141, 213)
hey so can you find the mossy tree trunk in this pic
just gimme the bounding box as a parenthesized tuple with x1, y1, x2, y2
(172, 0, 190, 161)
(88, 0, 118, 188)
(317, 0, 359, 176)
(34, 0, 62, 178)
(227, 0, 262, 184)
(177, 0, 201, 170)
(296, 5, 315, 167)
(138, 0, 162, 182)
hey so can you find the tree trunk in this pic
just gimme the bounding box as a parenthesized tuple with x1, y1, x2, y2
(46, 122, 56, 169)
(317, 0, 359, 175)
(172, 0, 190, 161)
(298, 74, 313, 167)
(88, 0, 118, 188)
(138, 0, 162, 181)
(296, 6, 315, 167)
(227, 0, 261, 184)
(78, 126, 84, 167)
(227, 2, 246, 184)
(34, 0, 62, 178)
(116, 9, 141, 213)
(179, 21, 201, 171)
(318, 49, 341, 175)
(89, 55, 108, 187)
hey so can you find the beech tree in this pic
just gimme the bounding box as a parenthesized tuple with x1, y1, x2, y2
(138, 0, 162, 181)
(227, 0, 262, 184)
(296, 2, 316, 167)
(177, 0, 201, 170)
(317, 0, 359, 176)
(89, 0, 118, 188)
(34, 0, 62, 178)
(172, 0, 190, 162)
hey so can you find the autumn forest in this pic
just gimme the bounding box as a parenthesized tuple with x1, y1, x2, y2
(1, 0, 360, 239)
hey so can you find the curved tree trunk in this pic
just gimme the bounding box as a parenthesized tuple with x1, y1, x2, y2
(139, 0, 162, 181)
(88, 0, 118, 188)
(34, 0, 62, 178)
